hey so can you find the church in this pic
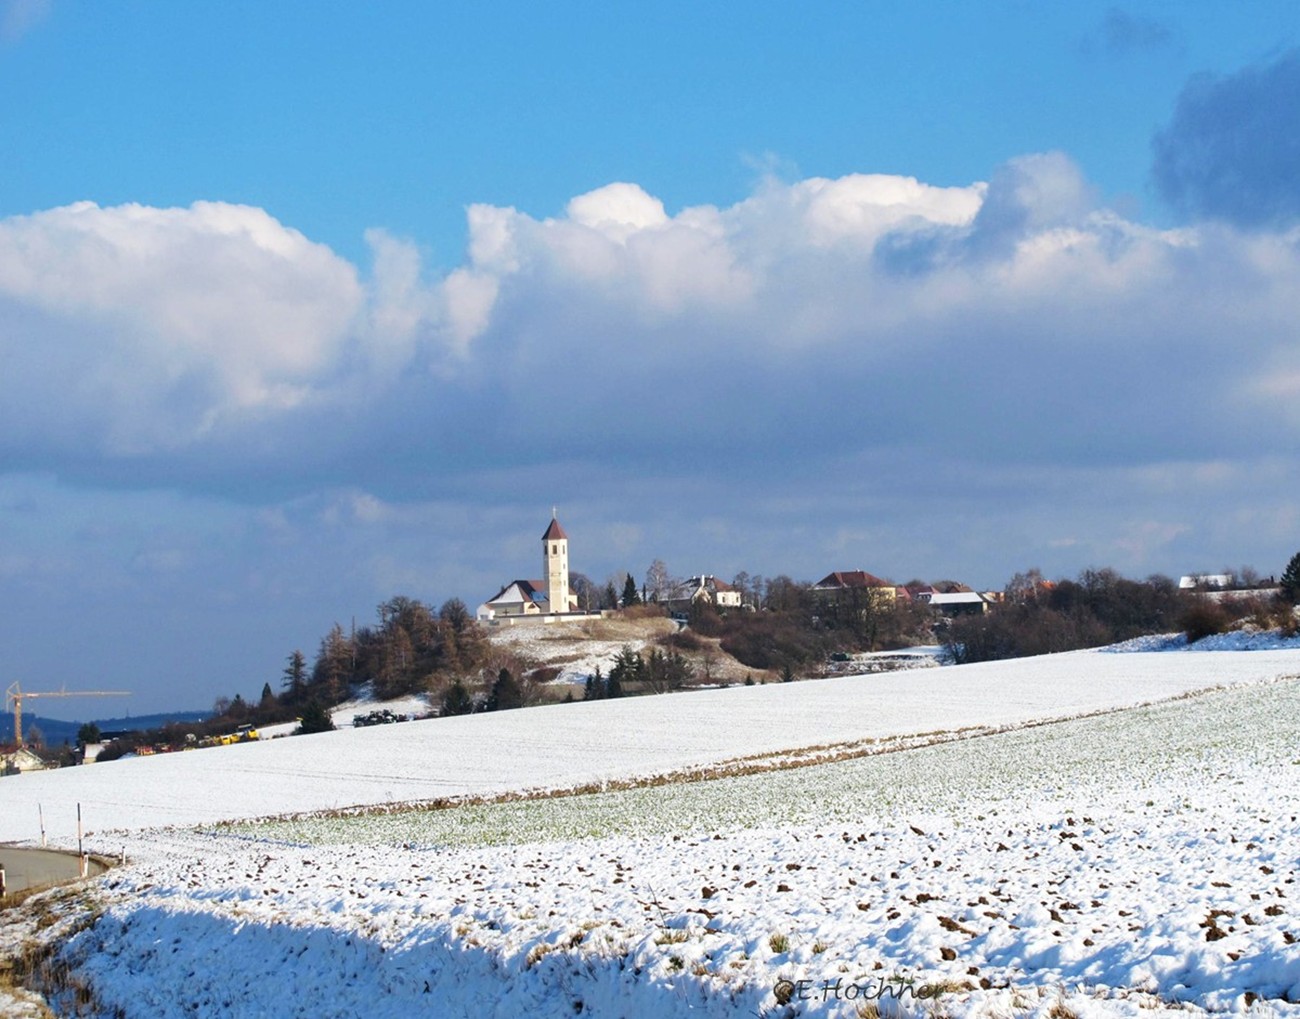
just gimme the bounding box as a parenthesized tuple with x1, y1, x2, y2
(477, 515, 581, 621)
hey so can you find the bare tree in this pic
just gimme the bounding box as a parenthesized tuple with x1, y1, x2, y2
(645, 559, 673, 603)
(570, 572, 600, 611)
(1005, 568, 1046, 602)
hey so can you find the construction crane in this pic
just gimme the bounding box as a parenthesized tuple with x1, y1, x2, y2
(4, 683, 131, 746)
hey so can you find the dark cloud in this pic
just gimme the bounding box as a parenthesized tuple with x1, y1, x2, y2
(1153, 51, 1300, 228)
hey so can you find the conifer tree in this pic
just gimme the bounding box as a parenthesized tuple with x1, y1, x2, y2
(487, 668, 523, 711)
(621, 573, 640, 607)
(441, 678, 474, 716)
(1282, 551, 1300, 604)
(296, 701, 336, 734)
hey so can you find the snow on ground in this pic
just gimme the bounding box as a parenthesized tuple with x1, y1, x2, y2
(327, 689, 432, 728)
(3, 648, 1299, 843)
(824, 646, 945, 676)
(1108, 629, 1300, 653)
(30, 669, 1300, 1018)
(483, 615, 684, 686)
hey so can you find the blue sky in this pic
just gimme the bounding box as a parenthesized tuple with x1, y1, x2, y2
(3, 1, 1300, 718)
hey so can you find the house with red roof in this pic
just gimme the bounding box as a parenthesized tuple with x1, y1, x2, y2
(812, 570, 902, 604)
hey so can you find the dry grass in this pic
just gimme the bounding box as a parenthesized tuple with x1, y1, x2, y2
(0, 886, 111, 1019)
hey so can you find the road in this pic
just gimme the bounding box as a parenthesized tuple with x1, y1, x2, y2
(0, 846, 106, 895)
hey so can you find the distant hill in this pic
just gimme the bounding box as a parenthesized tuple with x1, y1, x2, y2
(1, 709, 209, 748)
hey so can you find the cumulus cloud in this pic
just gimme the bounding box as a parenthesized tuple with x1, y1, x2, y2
(6, 160, 1300, 552)
(11, 163, 1300, 714)
(0, 201, 364, 454)
(438, 158, 1298, 467)
(1153, 51, 1300, 228)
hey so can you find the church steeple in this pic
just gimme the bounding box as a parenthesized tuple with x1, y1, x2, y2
(543, 512, 570, 613)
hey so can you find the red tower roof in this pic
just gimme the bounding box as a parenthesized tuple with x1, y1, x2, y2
(542, 517, 568, 541)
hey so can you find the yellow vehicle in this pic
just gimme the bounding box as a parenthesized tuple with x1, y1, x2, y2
(216, 725, 259, 746)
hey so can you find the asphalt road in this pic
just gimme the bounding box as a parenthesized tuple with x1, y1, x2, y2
(0, 846, 106, 895)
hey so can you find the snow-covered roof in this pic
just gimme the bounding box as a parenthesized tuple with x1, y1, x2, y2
(485, 580, 549, 606)
(926, 591, 988, 606)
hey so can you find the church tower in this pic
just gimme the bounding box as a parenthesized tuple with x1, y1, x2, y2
(542, 513, 570, 614)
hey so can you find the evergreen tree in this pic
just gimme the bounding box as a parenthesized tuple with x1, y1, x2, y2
(621, 573, 640, 607)
(1282, 551, 1300, 604)
(609, 645, 643, 693)
(77, 722, 100, 746)
(441, 678, 474, 716)
(644, 647, 690, 693)
(259, 683, 276, 711)
(296, 701, 336, 734)
(487, 668, 523, 711)
(584, 666, 605, 701)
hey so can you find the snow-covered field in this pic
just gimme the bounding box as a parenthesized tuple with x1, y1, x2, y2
(4, 647, 1298, 843)
(5, 643, 1300, 1017)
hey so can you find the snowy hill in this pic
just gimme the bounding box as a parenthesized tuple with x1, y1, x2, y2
(3, 646, 1298, 842)
(2, 646, 1298, 1018)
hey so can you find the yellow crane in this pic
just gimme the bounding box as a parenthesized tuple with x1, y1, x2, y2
(4, 683, 131, 746)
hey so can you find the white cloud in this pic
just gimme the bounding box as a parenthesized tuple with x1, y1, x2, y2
(0, 201, 363, 453)
(565, 182, 668, 239)
(6, 158, 1300, 569)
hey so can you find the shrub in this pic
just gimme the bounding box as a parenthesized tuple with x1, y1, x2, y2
(296, 700, 336, 734)
(1179, 598, 1233, 643)
(661, 629, 703, 651)
(440, 678, 474, 716)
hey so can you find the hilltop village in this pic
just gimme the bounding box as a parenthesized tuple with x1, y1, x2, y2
(5, 516, 1298, 772)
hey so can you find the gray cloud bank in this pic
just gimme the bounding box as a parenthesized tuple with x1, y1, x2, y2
(3, 155, 1297, 499)
(1154, 50, 1300, 228)
(7, 145, 1300, 711)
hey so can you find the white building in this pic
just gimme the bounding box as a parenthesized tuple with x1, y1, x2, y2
(477, 515, 580, 621)
(665, 575, 743, 611)
(1178, 574, 1234, 590)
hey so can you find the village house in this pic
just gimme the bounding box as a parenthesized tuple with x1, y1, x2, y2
(914, 590, 991, 615)
(812, 570, 903, 604)
(1178, 573, 1235, 590)
(663, 575, 743, 613)
(2, 746, 56, 776)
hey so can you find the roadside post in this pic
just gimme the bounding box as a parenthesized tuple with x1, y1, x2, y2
(78, 802, 87, 878)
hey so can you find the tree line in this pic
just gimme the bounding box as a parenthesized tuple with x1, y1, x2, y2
(946, 558, 1300, 664)
(184, 550, 1300, 741)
